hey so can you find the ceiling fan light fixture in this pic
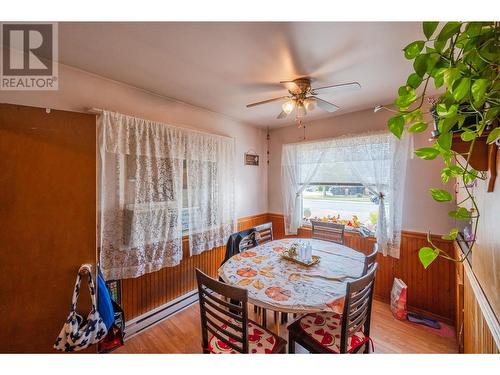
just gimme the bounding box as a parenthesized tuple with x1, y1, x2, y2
(296, 102, 307, 117)
(304, 97, 316, 111)
(282, 99, 295, 115)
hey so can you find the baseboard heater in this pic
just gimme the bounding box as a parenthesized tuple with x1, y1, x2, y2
(123, 290, 199, 340)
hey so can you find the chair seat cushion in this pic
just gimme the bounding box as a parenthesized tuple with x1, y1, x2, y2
(208, 320, 277, 354)
(299, 312, 367, 353)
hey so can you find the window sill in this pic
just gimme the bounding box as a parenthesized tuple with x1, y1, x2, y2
(299, 224, 376, 239)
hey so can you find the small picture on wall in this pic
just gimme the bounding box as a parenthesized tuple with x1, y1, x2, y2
(244, 152, 259, 166)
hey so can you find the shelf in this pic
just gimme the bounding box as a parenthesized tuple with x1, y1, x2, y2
(451, 129, 499, 193)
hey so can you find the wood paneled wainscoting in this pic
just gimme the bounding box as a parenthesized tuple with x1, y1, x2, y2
(119, 213, 456, 337)
(454, 243, 500, 353)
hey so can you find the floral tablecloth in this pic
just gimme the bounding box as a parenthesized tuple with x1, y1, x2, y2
(218, 238, 366, 314)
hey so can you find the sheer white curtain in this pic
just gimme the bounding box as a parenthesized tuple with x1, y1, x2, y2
(99, 111, 185, 279)
(282, 142, 327, 235)
(186, 131, 236, 256)
(327, 132, 409, 257)
(99, 111, 236, 279)
(280, 131, 409, 258)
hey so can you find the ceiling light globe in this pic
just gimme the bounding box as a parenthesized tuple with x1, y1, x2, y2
(304, 98, 316, 111)
(282, 100, 295, 115)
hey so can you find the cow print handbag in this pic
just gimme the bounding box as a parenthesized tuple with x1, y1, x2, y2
(54, 268, 108, 352)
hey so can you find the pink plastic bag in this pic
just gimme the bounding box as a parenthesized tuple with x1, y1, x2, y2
(390, 278, 408, 320)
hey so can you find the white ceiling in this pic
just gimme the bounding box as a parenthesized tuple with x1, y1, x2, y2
(59, 22, 426, 127)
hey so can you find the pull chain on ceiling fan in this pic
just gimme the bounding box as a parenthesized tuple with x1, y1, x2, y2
(246, 77, 361, 127)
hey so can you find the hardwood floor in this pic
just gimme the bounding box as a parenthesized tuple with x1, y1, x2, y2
(114, 300, 458, 354)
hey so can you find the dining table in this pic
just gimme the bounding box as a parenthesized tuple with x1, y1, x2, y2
(218, 237, 366, 318)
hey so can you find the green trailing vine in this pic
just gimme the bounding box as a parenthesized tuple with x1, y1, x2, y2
(383, 22, 500, 269)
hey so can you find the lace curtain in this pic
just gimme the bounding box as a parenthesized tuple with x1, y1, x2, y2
(282, 142, 327, 235)
(99, 111, 236, 279)
(281, 131, 409, 258)
(186, 131, 236, 256)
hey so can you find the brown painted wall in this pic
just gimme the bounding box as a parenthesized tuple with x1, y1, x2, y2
(0, 104, 97, 353)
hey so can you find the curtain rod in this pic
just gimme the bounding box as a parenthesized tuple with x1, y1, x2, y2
(87, 107, 103, 114)
(86, 107, 234, 141)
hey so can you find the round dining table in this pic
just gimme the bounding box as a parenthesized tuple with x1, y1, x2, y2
(218, 238, 366, 315)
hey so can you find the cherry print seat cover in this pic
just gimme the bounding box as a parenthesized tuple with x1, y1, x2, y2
(299, 312, 368, 353)
(208, 320, 277, 354)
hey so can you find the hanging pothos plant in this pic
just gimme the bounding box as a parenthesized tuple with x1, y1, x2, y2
(383, 21, 500, 269)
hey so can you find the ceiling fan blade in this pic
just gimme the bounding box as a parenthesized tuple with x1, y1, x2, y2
(277, 110, 289, 119)
(279, 81, 302, 95)
(315, 97, 340, 113)
(246, 96, 289, 108)
(312, 81, 361, 93)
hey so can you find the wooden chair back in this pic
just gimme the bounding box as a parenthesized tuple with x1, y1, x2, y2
(196, 268, 249, 353)
(254, 222, 273, 244)
(310, 220, 345, 244)
(340, 263, 378, 353)
(363, 243, 379, 275)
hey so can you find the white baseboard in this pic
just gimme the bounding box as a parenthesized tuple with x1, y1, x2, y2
(124, 290, 199, 340)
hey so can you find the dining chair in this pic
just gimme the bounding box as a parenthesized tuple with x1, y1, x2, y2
(287, 263, 378, 354)
(196, 269, 287, 354)
(254, 222, 273, 244)
(363, 243, 378, 275)
(236, 230, 259, 252)
(310, 220, 345, 245)
(221, 228, 269, 327)
(221, 228, 257, 267)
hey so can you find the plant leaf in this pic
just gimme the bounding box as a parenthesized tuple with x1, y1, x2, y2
(463, 169, 478, 185)
(452, 77, 471, 101)
(471, 79, 489, 104)
(441, 166, 463, 184)
(419, 247, 439, 269)
(388, 115, 405, 139)
(438, 117, 458, 133)
(448, 207, 470, 220)
(460, 130, 477, 142)
(442, 228, 458, 241)
(430, 188, 453, 202)
(407, 73, 423, 89)
(443, 68, 461, 88)
(437, 131, 452, 151)
(408, 122, 428, 133)
(437, 22, 462, 42)
(485, 106, 500, 123)
(415, 147, 440, 160)
(486, 127, 500, 144)
(423, 22, 439, 40)
(436, 103, 458, 118)
(395, 86, 417, 108)
(404, 41, 425, 59)
(434, 39, 447, 53)
(413, 54, 429, 77)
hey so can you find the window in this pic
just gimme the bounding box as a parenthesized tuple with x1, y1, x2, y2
(281, 131, 409, 258)
(100, 110, 235, 279)
(302, 183, 379, 232)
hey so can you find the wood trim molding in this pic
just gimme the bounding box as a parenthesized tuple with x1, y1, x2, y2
(463, 253, 500, 351)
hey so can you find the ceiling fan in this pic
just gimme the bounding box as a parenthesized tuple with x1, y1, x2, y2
(246, 77, 361, 127)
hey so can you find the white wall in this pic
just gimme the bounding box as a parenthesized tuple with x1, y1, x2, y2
(267, 108, 455, 235)
(0, 62, 268, 218)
